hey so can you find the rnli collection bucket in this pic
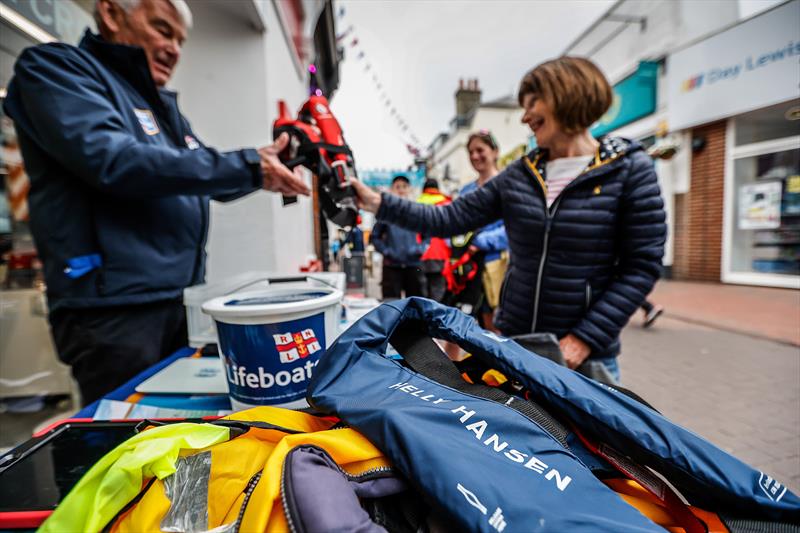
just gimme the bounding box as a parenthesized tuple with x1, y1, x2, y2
(201, 286, 342, 410)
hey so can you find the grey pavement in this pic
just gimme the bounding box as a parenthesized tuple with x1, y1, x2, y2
(620, 315, 800, 493)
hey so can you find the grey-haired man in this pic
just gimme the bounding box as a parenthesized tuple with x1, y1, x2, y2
(3, 0, 308, 404)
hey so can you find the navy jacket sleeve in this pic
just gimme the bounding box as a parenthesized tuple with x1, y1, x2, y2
(370, 222, 390, 255)
(571, 152, 667, 353)
(8, 45, 261, 198)
(377, 175, 503, 237)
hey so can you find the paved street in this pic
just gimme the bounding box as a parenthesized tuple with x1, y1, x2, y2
(650, 280, 800, 346)
(621, 307, 800, 493)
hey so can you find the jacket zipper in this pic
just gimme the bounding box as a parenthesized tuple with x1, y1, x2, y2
(585, 282, 592, 311)
(232, 471, 262, 533)
(530, 196, 562, 332)
(498, 267, 511, 307)
(189, 195, 207, 284)
(281, 445, 394, 533)
(525, 154, 609, 332)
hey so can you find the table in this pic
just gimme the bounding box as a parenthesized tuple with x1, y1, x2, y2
(73, 347, 232, 418)
(73, 297, 382, 419)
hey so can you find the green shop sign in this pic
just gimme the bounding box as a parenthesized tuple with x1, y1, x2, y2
(591, 61, 659, 138)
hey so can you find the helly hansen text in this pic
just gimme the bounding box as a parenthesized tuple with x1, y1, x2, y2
(451, 405, 572, 491)
(388, 382, 451, 404)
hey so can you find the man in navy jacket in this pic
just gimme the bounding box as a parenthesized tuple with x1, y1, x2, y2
(3, 0, 309, 404)
(370, 176, 427, 299)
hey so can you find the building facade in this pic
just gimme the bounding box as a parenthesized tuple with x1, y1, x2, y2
(565, 0, 799, 288)
(426, 80, 531, 193)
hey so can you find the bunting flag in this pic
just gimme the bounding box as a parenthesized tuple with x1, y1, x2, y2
(339, 13, 423, 156)
(336, 25, 353, 41)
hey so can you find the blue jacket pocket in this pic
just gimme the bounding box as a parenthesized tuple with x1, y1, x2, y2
(64, 254, 103, 279)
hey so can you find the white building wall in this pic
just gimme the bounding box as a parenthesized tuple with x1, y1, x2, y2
(431, 130, 470, 191)
(577, 0, 739, 84)
(474, 106, 530, 163)
(260, 0, 315, 273)
(567, 0, 739, 269)
(168, 0, 314, 283)
(431, 106, 530, 191)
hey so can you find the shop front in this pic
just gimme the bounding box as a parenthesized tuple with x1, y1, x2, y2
(667, 0, 800, 288)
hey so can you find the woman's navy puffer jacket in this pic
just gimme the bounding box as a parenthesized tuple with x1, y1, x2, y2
(377, 137, 667, 360)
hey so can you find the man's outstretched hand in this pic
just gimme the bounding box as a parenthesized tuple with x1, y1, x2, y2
(257, 133, 311, 196)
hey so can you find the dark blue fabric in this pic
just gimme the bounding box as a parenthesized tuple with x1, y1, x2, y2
(378, 138, 667, 359)
(370, 220, 426, 267)
(309, 298, 800, 530)
(3, 31, 262, 311)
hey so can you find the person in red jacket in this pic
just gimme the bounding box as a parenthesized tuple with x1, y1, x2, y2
(416, 178, 451, 301)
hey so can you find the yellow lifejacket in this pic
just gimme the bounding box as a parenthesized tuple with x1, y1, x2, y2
(40, 407, 391, 533)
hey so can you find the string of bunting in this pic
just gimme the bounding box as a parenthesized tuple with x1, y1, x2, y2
(336, 7, 422, 157)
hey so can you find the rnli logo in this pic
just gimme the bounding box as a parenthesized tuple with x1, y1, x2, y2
(134, 108, 160, 136)
(273, 329, 322, 363)
(184, 135, 200, 150)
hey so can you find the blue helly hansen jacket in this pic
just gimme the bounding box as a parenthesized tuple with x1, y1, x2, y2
(3, 31, 263, 311)
(378, 137, 667, 359)
(309, 298, 800, 532)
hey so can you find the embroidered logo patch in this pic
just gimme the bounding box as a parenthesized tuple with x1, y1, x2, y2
(133, 108, 160, 136)
(184, 135, 200, 150)
(759, 472, 787, 502)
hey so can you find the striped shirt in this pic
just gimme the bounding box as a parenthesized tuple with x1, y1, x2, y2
(545, 155, 594, 207)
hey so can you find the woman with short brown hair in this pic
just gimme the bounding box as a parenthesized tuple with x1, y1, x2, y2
(517, 56, 614, 135)
(353, 56, 666, 382)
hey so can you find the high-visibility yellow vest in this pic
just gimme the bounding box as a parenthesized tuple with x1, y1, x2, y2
(40, 407, 391, 533)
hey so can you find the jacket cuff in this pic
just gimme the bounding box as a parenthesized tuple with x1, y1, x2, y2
(241, 148, 263, 190)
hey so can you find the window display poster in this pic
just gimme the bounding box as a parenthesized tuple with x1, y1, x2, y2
(738, 181, 782, 229)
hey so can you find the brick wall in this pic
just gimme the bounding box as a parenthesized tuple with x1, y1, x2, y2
(672, 193, 688, 276)
(672, 121, 726, 281)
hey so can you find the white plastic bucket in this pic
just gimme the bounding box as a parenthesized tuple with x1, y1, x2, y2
(201, 286, 342, 411)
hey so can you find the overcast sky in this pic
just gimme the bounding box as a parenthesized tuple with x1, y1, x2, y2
(329, 0, 783, 172)
(330, 0, 615, 171)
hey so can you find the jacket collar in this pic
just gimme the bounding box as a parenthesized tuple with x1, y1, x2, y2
(79, 30, 166, 113)
(523, 136, 642, 193)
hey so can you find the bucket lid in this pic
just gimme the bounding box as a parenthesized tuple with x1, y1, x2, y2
(201, 286, 342, 318)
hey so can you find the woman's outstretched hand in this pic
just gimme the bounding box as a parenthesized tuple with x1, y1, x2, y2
(350, 179, 382, 213)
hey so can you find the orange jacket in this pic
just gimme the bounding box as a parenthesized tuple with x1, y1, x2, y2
(416, 188, 451, 262)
